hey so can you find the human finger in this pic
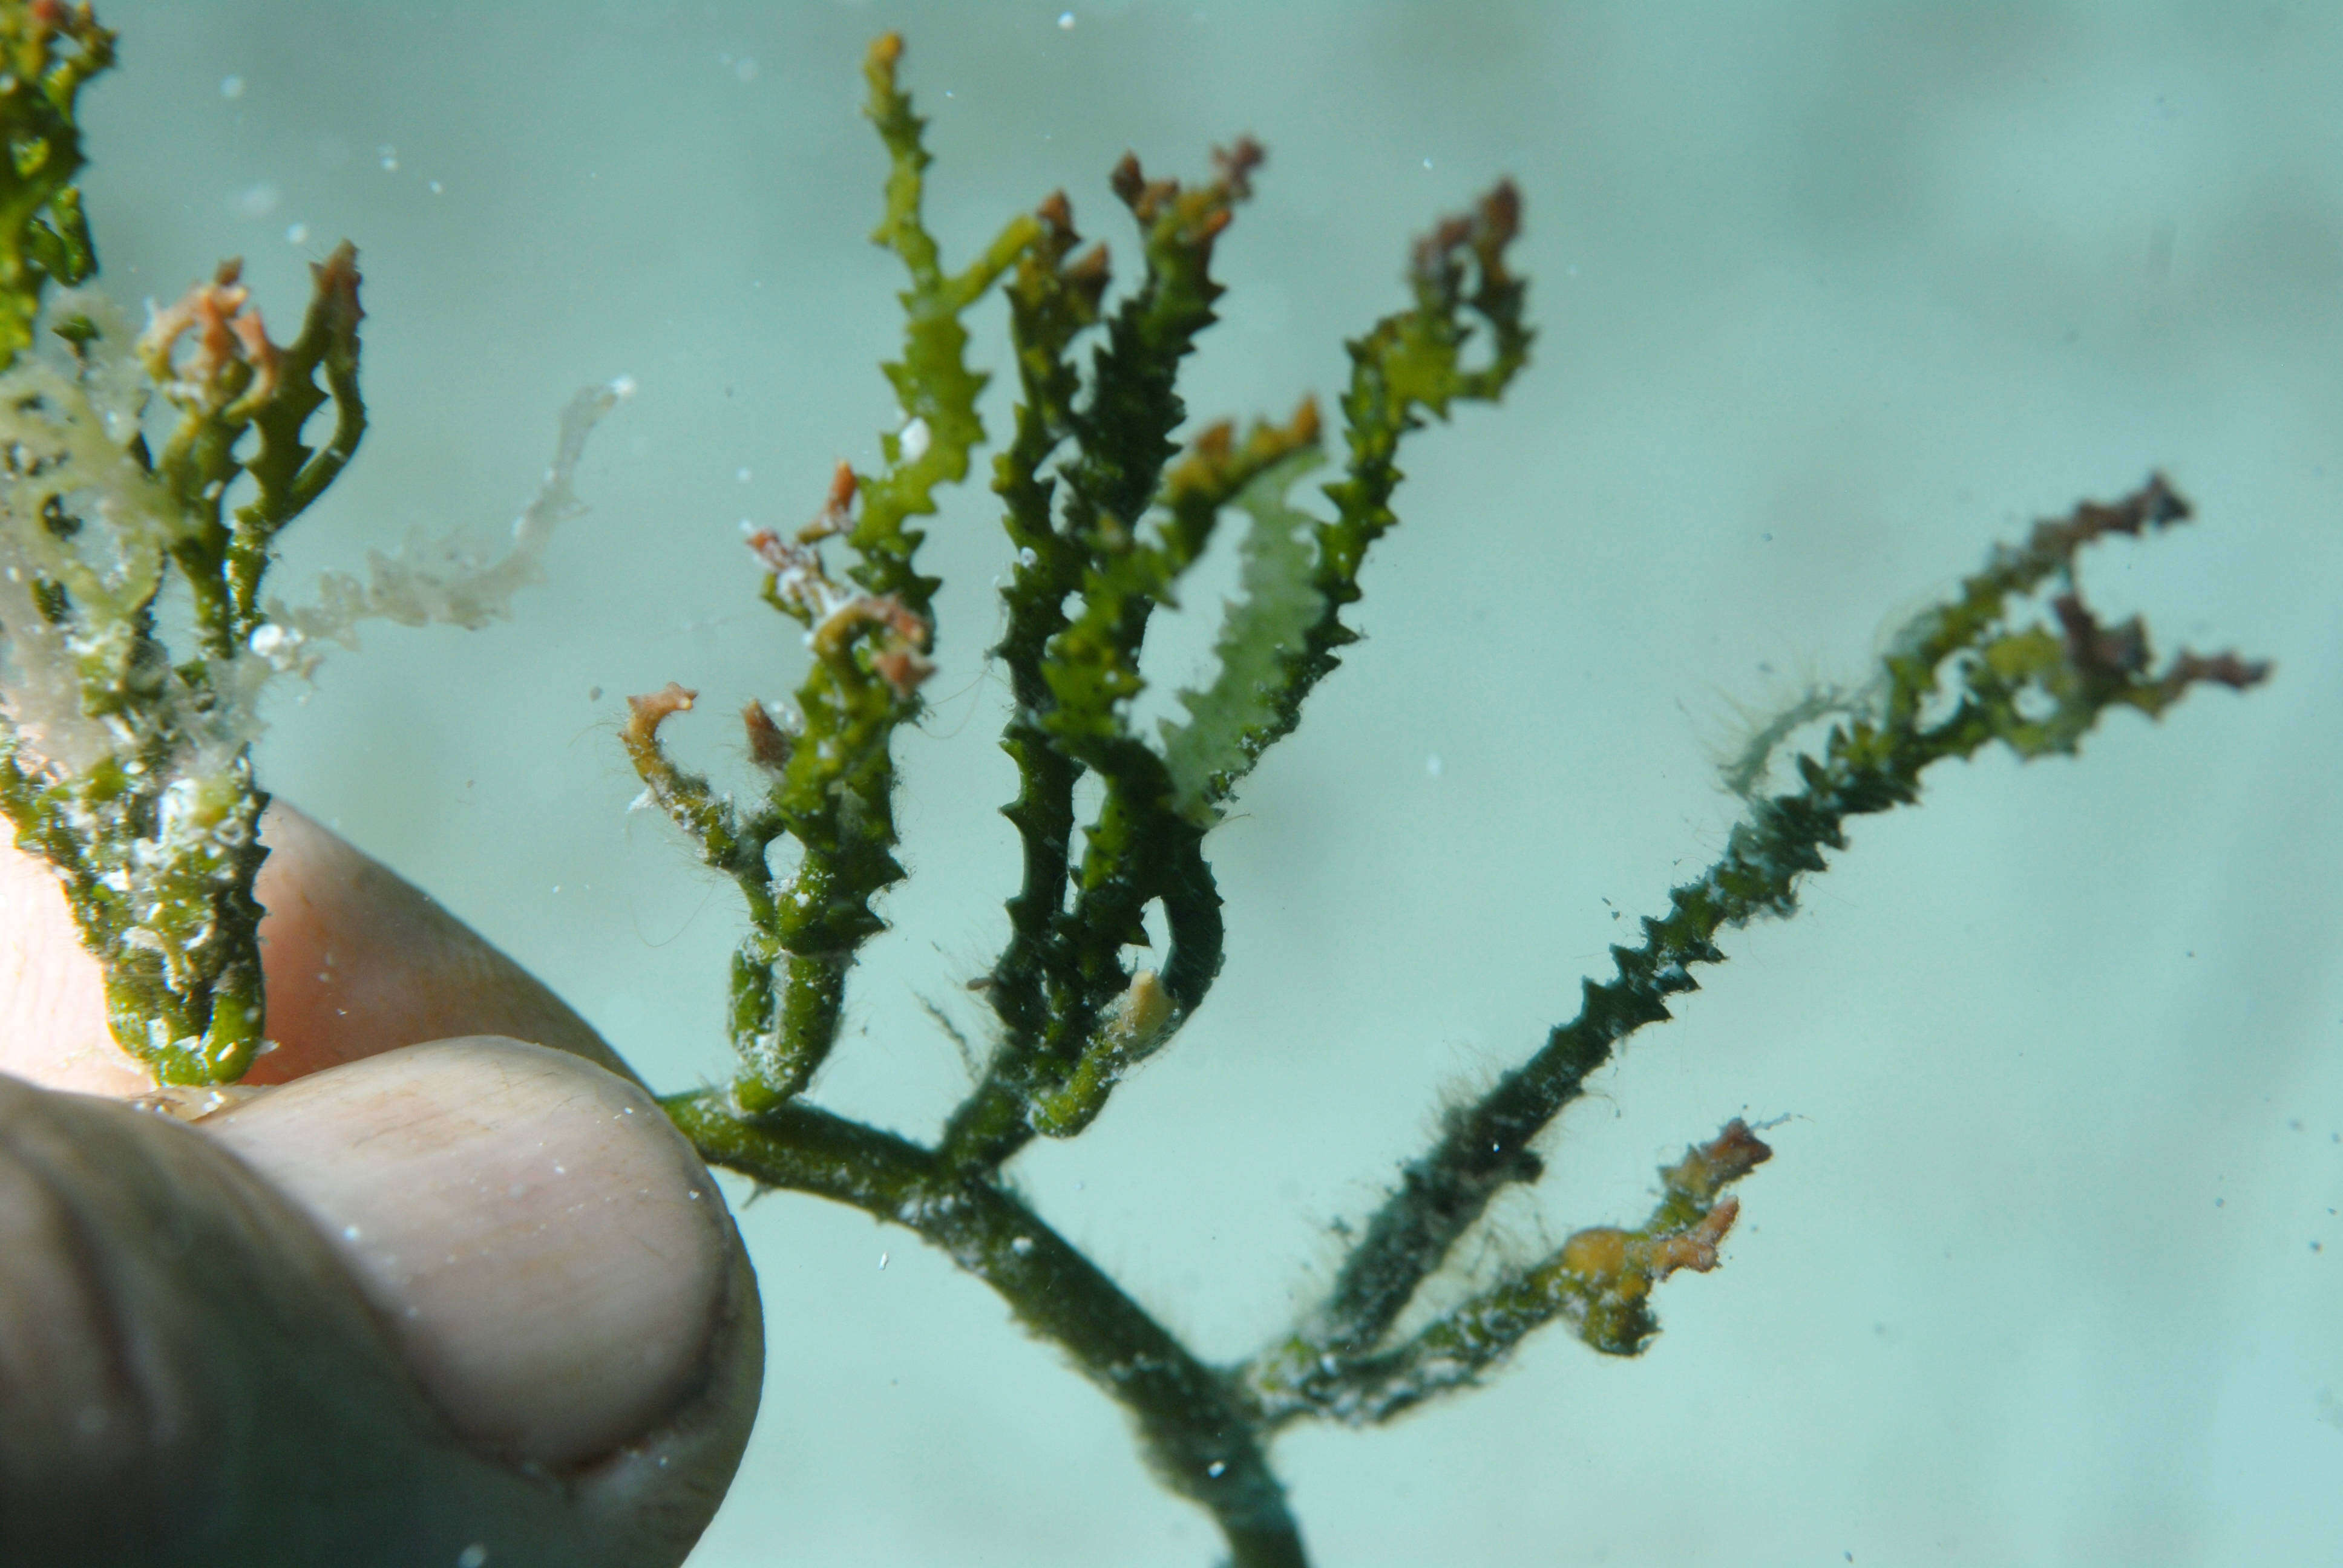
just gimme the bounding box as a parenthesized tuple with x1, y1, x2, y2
(0, 1036, 761, 1568)
(0, 802, 634, 1095)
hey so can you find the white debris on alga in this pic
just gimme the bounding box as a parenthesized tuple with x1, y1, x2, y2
(0, 292, 183, 771)
(255, 375, 633, 675)
(1, 294, 626, 789)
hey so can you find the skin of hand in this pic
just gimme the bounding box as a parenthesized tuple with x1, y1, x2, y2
(0, 804, 763, 1568)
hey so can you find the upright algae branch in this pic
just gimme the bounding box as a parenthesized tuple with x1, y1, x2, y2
(0, 3, 362, 1083)
(629, 33, 2264, 1568)
(0, 1, 626, 1085)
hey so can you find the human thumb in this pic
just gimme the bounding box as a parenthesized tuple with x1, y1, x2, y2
(0, 1038, 760, 1568)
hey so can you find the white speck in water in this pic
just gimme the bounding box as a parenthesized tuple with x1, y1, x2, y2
(878, 1251, 890, 1270)
(1017, 546, 1038, 569)
(220, 75, 244, 99)
(286, 222, 309, 244)
(1422, 157, 1434, 171)
(1058, 10, 1076, 27)
(1010, 1236, 1035, 1257)
(657, 1454, 670, 1469)
(428, 179, 443, 194)
(457, 1546, 488, 1568)
(551, 885, 562, 895)
(378, 144, 398, 172)
(899, 415, 931, 463)
(552, 1164, 566, 1175)
(628, 788, 655, 814)
(687, 1189, 702, 1201)
(341, 1224, 361, 1242)
(231, 182, 279, 219)
(1425, 753, 1443, 778)
(1207, 1460, 1227, 1478)
(734, 56, 759, 82)
(736, 466, 753, 483)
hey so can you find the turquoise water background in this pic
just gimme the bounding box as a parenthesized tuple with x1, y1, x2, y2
(82, 3, 2343, 1563)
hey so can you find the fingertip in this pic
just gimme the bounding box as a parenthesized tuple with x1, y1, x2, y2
(0, 841, 145, 1096)
(205, 1038, 739, 1469)
(249, 806, 638, 1086)
(0, 803, 641, 1098)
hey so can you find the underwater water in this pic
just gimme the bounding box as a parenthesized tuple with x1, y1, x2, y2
(76, 1, 2343, 1563)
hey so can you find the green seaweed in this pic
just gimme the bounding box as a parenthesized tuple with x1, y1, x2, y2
(0, 1, 110, 364)
(0, 5, 370, 1083)
(626, 38, 2263, 1566)
(0, 13, 2275, 1566)
(1159, 448, 1329, 824)
(628, 40, 2263, 1566)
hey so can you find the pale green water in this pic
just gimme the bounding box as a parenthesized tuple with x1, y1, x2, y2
(82, 2, 2343, 1563)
